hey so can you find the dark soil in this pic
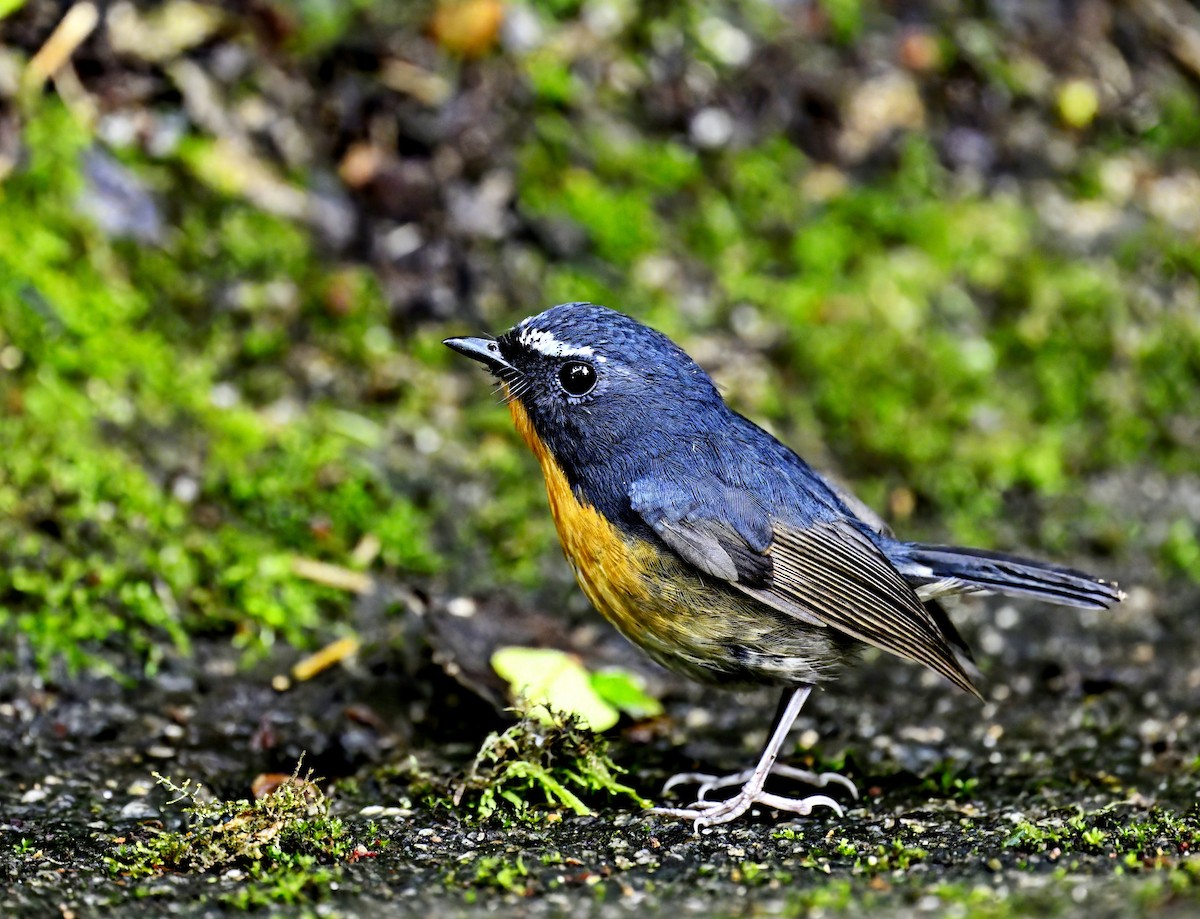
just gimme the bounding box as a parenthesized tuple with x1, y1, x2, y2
(3, 571, 1198, 916)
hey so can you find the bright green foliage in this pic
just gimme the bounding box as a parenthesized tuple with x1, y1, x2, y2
(0, 103, 439, 672)
(467, 854, 530, 893)
(5, 0, 1200, 682)
(1002, 807, 1200, 859)
(818, 0, 867, 43)
(587, 667, 663, 720)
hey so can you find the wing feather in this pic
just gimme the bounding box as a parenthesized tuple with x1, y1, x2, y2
(741, 521, 978, 695)
(631, 477, 979, 695)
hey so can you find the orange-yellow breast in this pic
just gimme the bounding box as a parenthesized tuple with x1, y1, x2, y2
(508, 399, 654, 637)
(506, 399, 831, 686)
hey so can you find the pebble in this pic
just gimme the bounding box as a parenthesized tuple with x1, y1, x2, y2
(690, 108, 734, 149)
(119, 799, 159, 820)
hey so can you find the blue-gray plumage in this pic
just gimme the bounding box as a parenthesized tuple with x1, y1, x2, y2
(444, 302, 1124, 827)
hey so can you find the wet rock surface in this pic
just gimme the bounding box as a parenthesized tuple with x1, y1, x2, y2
(2, 574, 1197, 915)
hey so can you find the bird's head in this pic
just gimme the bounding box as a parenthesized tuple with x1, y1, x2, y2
(445, 302, 723, 470)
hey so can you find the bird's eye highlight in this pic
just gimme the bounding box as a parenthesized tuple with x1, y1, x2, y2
(558, 360, 597, 396)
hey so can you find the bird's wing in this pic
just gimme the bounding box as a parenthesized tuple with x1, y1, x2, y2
(629, 478, 776, 586)
(629, 478, 979, 695)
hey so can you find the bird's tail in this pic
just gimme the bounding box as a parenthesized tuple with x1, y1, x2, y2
(893, 543, 1124, 610)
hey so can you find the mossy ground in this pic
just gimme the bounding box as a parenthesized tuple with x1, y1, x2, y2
(1, 0, 1198, 914)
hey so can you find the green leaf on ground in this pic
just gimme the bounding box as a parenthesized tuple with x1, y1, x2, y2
(491, 646, 620, 732)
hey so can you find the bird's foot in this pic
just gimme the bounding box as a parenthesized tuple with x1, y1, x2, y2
(649, 686, 853, 830)
(649, 788, 844, 831)
(662, 764, 859, 802)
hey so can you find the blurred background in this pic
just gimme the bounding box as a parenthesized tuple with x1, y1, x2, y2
(0, 0, 1198, 677)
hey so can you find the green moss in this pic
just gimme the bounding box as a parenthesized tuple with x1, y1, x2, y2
(817, 0, 867, 43)
(0, 103, 441, 672)
(468, 854, 530, 894)
(783, 878, 859, 912)
(1002, 806, 1199, 863)
(450, 706, 649, 823)
(108, 762, 375, 909)
(1142, 84, 1200, 152)
(922, 760, 981, 798)
(524, 51, 580, 106)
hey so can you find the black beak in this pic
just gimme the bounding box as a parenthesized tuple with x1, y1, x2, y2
(443, 336, 514, 375)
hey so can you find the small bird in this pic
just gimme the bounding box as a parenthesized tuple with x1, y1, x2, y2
(445, 303, 1123, 828)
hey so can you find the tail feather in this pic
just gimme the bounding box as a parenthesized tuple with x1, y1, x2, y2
(895, 543, 1124, 610)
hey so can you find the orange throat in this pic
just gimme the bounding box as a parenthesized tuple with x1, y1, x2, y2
(506, 397, 653, 621)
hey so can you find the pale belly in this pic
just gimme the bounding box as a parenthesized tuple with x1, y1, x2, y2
(561, 526, 843, 687)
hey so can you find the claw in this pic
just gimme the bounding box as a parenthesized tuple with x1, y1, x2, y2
(649, 687, 858, 830)
(756, 791, 843, 818)
(649, 790, 845, 830)
(814, 770, 858, 800)
(661, 771, 715, 795)
(659, 763, 858, 804)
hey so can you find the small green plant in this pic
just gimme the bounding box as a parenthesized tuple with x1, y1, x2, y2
(451, 705, 649, 823)
(923, 760, 981, 797)
(108, 759, 374, 907)
(471, 854, 530, 893)
(1004, 819, 1056, 849)
(1082, 827, 1107, 847)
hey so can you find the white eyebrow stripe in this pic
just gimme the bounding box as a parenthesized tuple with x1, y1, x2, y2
(517, 327, 601, 360)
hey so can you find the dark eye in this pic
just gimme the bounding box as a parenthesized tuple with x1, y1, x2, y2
(558, 360, 597, 396)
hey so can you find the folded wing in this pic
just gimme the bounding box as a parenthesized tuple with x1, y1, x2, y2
(630, 478, 980, 696)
